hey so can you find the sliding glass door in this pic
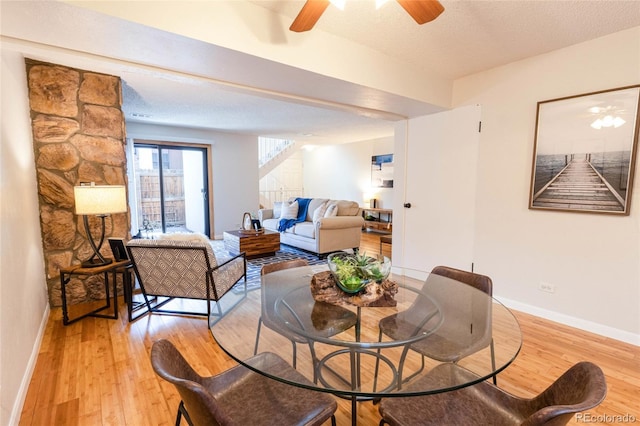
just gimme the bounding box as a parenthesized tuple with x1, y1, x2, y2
(132, 142, 210, 237)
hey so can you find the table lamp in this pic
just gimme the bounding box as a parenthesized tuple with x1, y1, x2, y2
(74, 183, 127, 268)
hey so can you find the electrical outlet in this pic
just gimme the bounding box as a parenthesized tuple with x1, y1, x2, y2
(539, 282, 555, 293)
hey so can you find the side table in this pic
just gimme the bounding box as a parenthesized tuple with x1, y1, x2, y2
(60, 259, 132, 325)
(223, 229, 280, 258)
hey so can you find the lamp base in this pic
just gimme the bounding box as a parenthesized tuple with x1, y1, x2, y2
(81, 258, 113, 268)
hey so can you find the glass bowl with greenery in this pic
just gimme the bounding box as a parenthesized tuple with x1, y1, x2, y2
(327, 252, 391, 294)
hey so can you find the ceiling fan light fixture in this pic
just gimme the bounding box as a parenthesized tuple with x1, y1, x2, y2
(290, 0, 444, 32)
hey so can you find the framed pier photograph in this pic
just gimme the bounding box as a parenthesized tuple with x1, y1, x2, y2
(529, 85, 640, 215)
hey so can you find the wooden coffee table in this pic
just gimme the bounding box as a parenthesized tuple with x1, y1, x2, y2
(223, 229, 280, 259)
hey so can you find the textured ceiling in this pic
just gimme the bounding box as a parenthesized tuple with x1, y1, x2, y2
(10, 0, 637, 144)
(252, 0, 640, 79)
(121, 0, 640, 142)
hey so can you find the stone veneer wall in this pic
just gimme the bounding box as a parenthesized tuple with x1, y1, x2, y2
(26, 59, 130, 307)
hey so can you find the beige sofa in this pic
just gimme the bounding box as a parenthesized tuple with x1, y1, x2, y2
(258, 198, 364, 255)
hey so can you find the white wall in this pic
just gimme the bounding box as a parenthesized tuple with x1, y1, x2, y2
(303, 137, 395, 208)
(0, 73, 259, 424)
(126, 123, 260, 239)
(452, 27, 640, 343)
(0, 48, 51, 426)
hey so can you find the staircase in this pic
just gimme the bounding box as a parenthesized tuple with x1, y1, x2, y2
(259, 138, 296, 179)
(259, 137, 304, 208)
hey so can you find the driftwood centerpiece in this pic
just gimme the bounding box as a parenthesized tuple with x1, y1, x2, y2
(311, 271, 398, 307)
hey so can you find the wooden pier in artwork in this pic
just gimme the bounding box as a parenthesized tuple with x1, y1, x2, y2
(532, 158, 625, 212)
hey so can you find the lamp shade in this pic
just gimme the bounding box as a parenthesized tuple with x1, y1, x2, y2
(74, 185, 127, 215)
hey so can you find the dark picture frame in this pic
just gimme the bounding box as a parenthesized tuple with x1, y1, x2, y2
(529, 85, 640, 215)
(372, 154, 394, 188)
(108, 238, 128, 261)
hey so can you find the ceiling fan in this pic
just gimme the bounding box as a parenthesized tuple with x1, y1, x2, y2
(290, 0, 445, 32)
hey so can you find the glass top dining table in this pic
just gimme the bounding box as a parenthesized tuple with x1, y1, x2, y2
(210, 264, 522, 424)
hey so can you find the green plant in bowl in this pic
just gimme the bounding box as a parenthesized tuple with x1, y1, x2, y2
(327, 252, 391, 293)
(362, 256, 391, 282)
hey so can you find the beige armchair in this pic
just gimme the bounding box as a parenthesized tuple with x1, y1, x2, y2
(126, 238, 246, 326)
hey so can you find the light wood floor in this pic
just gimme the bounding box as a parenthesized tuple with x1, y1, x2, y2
(19, 233, 639, 425)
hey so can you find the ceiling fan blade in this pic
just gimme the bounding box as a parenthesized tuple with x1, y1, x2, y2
(396, 0, 444, 25)
(290, 0, 331, 32)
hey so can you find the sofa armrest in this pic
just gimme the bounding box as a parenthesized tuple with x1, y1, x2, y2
(316, 216, 364, 230)
(258, 209, 274, 222)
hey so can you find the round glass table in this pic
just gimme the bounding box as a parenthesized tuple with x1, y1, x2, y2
(210, 265, 522, 425)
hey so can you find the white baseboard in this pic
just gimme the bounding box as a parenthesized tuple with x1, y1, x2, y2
(496, 296, 640, 347)
(391, 267, 640, 347)
(9, 304, 50, 426)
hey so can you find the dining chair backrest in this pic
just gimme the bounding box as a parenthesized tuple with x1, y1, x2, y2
(428, 266, 493, 348)
(526, 361, 607, 425)
(378, 361, 606, 425)
(261, 258, 309, 275)
(260, 258, 313, 341)
(152, 339, 339, 426)
(255, 257, 357, 371)
(431, 265, 492, 296)
(150, 339, 222, 425)
(389, 266, 495, 365)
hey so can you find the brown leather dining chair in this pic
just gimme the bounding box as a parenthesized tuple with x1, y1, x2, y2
(151, 339, 337, 426)
(261, 258, 310, 275)
(375, 265, 497, 388)
(254, 258, 357, 375)
(378, 361, 607, 425)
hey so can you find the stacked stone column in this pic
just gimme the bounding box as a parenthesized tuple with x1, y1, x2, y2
(26, 59, 130, 307)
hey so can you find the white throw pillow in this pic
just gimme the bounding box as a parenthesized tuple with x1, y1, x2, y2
(312, 201, 329, 223)
(324, 203, 338, 218)
(272, 202, 282, 219)
(280, 200, 299, 219)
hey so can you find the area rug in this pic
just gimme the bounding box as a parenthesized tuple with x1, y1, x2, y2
(210, 240, 330, 292)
